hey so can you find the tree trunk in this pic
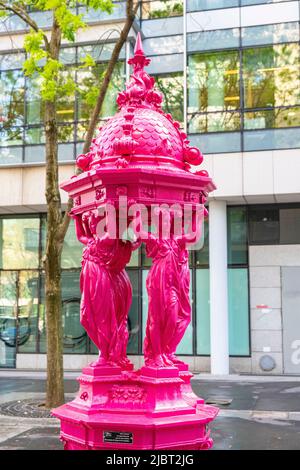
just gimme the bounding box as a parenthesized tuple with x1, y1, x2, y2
(44, 21, 64, 409)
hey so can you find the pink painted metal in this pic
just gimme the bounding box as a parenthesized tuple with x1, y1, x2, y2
(53, 33, 218, 450)
(73, 211, 140, 370)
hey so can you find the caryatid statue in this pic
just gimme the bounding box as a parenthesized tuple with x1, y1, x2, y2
(135, 208, 202, 368)
(73, 210, 140, 370)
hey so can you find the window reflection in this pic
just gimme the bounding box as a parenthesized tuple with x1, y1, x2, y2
(188, 51, 240, 114)
(189, 111, 240, 133)
(242, 22, 299, 47)
(227, 207, 248, 265)
(244, 107, 300, 130)
(77, 62, 125, 121)
(18, 272, 39, 353)
(26, 75, 44, 125)
(0, 271, 17, 367)
(0, 70, 24, 127)
(156, 73, 184, 124)
(61, 218, 83, 269)
(187, 0, 238, 11)
(243, 44, 300, 109)
(0, 217, 40, 269)
(142, 0, 183, 19)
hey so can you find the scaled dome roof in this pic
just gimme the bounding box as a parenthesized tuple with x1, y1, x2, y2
(76, 33, 204, 173)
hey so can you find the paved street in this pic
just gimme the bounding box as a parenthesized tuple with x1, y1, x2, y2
(0, 372, 300, 450)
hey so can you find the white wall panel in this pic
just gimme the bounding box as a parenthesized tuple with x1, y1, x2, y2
(241, 1, 299, 27)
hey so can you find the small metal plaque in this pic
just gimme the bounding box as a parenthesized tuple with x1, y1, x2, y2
(103, 431, 133, 444)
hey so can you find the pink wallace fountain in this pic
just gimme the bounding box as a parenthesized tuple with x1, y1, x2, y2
(53, 33, 218, 450)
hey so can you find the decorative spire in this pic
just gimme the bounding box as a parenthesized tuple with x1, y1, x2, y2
(116, 33, 163, 110)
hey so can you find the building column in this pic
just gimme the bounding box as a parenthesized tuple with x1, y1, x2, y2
(209, 200, 229, 375)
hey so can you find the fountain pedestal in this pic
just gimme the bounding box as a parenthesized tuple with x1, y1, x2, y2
(53, 33, 218, 450)
(53, 365, 217, 450)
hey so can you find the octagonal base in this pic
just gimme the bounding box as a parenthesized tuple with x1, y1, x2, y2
(52, 365, 218, 451)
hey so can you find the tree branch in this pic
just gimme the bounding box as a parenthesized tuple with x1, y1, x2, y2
(0, 1, 49, 49)
(58, 0, 139, 241)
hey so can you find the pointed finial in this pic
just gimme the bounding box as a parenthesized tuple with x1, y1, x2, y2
(134, 32, 144, 56)
(128, 32, 150, 69)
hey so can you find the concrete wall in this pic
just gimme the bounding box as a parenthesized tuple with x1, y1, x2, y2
(201, 149, 300, 205)
(0, 164, 75, 214)
(248, 245, 300, 374)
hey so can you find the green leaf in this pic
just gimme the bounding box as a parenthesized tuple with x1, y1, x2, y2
(24, 30, 44, 53)
(55, 4, 86, 42)
(40, 78, 57, 101)
(23, 57, 39, 76)
(59, 77, 76, 97)
(83, 0, 114, 14)
(79, 53, 96, 68)
(83, 85, 99, 107)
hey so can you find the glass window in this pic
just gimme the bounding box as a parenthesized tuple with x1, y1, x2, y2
(147, 54, 183, 75)
(243, 44, 300, 110)
(188, 51, 240, 114)
(144, 36, 183, 56)
(196, 268, 250, 356)
(188, 132, 242, 153)
(24, 145, 45, 163)
(196, 269, 210, 355)
(156, 73, 184, 124)
(61, 219, 83, 269)
(142, 268, 193, 355)
(242, 22, 299, 47)
(241, 0, 290, 5)
(126, 270, 140, 354)
(142, 0, 183, 19)
(25, 126, 45, 145)
(78, 44, 125, 63)
(77, 62, 125, 121)
(61, 271, 86, 354)
(0, 217, 40, 269)
(188, 111, 241, 133)
(0, 70, 25, 127)
(26, 75, 44, 125)
(17, 271, 39, 353)
(228, 268, 250, 356)
(58, 125, 75, 143)
(0, 146, 22, 165)
(0, 271, 17, 367)
(249, 206, 279, 244)
(176, 269, 193, 355)
(244, 107, 300, 130)
(188, 29, 240, 52)
(59, 47, 76, 65)
(78, 2, 126, 22)
(0, 127, 23, 147)
(0, 52, 25, 71)
(39, 270, 87, 354)
(195, 218, 209, 266)
(57, 69, 76, 123)
(141, 16, 183, 37)
(127, 248, 139, 267)
(187, 0, 238, 11)
(279, 208, 300, 244)
(0, 13, 26, 33)
(58, 143, 75, 161)
(227, 207, 248, 265)
(244, 128, 300, 151)
(141, 244, 152, 267)
(30, 10, 53, 28)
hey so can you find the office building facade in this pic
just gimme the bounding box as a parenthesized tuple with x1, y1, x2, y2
(0, 0, 300, 374)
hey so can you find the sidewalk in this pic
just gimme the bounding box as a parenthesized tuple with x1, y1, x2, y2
(0, 372, 300, 450)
